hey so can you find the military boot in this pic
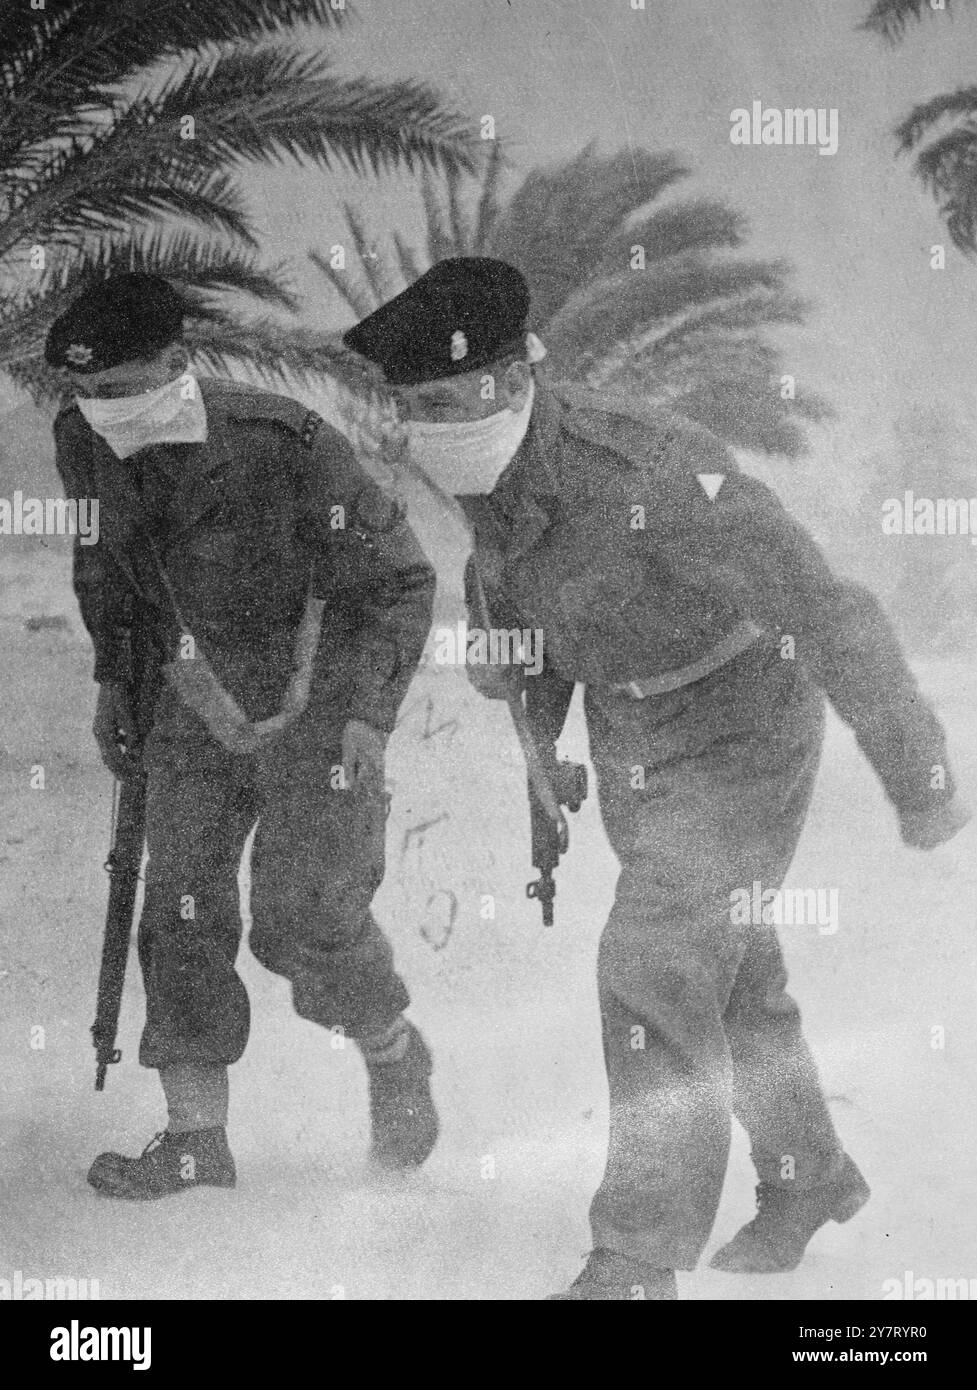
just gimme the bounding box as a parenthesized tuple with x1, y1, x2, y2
(710, 1154, 870, 1273)
(548, 1249, 678, 1301)
(87, 1127, 236, 1200)
(362, 1019, 439, 1169)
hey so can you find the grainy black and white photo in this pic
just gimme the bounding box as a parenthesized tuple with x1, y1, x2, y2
(1, 0, 975, 1336)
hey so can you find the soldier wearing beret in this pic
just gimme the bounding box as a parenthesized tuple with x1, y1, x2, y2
(345, 256, 971, 1299)
(47, 273, 439, 1199)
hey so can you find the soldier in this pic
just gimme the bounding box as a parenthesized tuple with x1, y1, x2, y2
(46, 273, 439, 1199)
(344, 257, 972, 1299)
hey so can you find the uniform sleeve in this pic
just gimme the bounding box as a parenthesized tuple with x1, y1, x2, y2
(296, 421, 436, 734)
(650, 467, 955, 817)
(53, 410, 137, 685)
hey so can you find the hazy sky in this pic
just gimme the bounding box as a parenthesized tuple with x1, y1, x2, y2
(240, 0, 977, 474)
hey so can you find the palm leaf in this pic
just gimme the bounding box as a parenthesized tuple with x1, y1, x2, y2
(0, 2, 349, 164)
(861, 0, 963, 41)
(140, 50, 480, 177)
(420, 167, 457, 263)
(183, 315, 383, 393)
(642, 291, 810, 361)
(543, 258, 792, 370)
(471, 138, 507, 253)
(596, 201, 746, 277)
(487, 146, 689, 322)
(393, 231, 425, 285)
(445, 162, 472, 253)
(308, 246, 379, 318)
(1, 140, 255, 257)
(894, 85, 977, 152)
(341, 201, 400, 302)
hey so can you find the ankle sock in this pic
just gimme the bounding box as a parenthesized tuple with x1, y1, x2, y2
(160, 1063, 229, 1133)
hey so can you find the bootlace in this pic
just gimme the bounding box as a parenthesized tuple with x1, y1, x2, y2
(752, 1181, 795, 1232)
(571, 1248, 629, 1286)
(140, 1131, 170, 1158)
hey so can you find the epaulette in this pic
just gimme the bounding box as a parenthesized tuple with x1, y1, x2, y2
(206, 381, 324, 449)
(557, 383, 735, 477)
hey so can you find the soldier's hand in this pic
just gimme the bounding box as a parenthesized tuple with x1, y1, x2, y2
(93, 682, 141, 780)
(465, 661, 522, 702)
(900, 794, 972, 850)
(342, 718, 386, 792)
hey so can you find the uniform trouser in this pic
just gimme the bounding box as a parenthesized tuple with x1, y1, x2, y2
(136, 691, 409, 1070)
(583, 649, 843, 1270)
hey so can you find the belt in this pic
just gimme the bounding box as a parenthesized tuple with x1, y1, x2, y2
(609, 619, 762, 699)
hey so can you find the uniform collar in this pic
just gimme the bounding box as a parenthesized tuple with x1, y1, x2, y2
(485, 379, 563, 565)
(77, 381, 237, 539)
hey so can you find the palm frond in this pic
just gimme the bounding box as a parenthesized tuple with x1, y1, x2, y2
(308, 246, 379, 318)
(341, 201, 400, 302)
(542, 258, 791, 370)
(142, 50, 480, 177)
(487, 146, 689, 322)
(393, 231, 425, 285)
(642, 291, 810, 362)
(0, 2, 349, 165)
(894, 85, 977, 151)
(182, 315, 382, 393)
(861, 0, 962, 41)
(445, 162, 472, 254)
(471, 138, 507, 253)
(0, 0, 347, 98)
(889, 88, 977, 253)
(596, 201, 746, 276)
(420, 167, 458, 263)
(1, 139, 255, 257)
(910, 123, 977, 252)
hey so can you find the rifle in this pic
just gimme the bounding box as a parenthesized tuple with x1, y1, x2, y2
(91, 608, 160, 1090)
(452, 494, 588, 925)
(505, 683, 587, 927)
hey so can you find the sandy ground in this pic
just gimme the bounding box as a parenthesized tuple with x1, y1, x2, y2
(1, 538, 975, 1301)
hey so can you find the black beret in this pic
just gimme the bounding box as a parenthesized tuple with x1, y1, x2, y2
(343, 257, 530, 385)
(45, 273, 185, 373)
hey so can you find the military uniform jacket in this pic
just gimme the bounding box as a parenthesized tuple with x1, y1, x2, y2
(54, 378, 435, 733)
(464, 381, 954, 817)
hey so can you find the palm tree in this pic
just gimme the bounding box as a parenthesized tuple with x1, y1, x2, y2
(0, 1, 478, 400)
(863, 1, 977, 254)
(311, 143, 829, 458)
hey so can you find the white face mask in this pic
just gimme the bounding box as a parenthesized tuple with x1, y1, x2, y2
(407, 380, 536, 495)
(76, 373, 208, 460)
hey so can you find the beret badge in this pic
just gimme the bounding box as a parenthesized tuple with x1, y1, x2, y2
(65, 343, 94, 367)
